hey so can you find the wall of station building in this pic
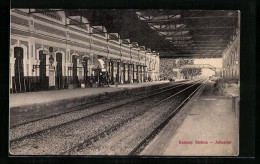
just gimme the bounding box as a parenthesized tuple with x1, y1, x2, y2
(10, 9, 160, 93)
(222, 33, 240, 79)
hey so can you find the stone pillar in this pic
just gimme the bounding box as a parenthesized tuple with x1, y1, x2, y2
(144, 66, 147, 82)
(132, 64, 135, 83)
(48, 49, 55, 89)
(111, 61, 114, 83)
(123, 63, 126, 83)
(108, 60, 111, 80)
(140, 66, 143, 82)
(49, 66, 55, 89)
(116, 61, 120, 83)
(128, 64, 131, 83)
(136, 65, 139, 82)
(83, 57, 88, 84)
(125, 63, 128, 82)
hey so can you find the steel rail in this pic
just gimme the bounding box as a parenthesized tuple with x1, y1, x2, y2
(60, 79, 204, 155)
(128, 80, 206, 155)
(10, 81, 186, 128)
(10, 81, 194, 143)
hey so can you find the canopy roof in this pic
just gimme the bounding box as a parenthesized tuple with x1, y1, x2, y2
(33, 9, 239, 58)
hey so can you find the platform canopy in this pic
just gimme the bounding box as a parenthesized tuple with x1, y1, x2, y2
(135, 10, 239, 58)
(33, 9, 239, 58)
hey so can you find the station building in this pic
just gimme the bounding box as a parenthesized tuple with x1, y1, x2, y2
(10, 9, 160, 93)
(222, 32, 240, 79)
(222, 12, 240, 79)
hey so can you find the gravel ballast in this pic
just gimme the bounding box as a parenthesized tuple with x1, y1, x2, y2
(72, 84, 200, 155)
(10, 83, 192, 155)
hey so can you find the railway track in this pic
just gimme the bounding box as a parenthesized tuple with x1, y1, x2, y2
(10, 79, 204, 155)
(61, 79, 205, 155)
(128, 80, 206, 155)
(10, 81, 185, 128)
(10, 81, 190, 142)
(68, 79, 205, 155)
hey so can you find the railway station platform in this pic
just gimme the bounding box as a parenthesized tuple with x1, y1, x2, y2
(141, 81, 239, 156)
(9, 80, 185, 127)
(10, 81, 173, 108)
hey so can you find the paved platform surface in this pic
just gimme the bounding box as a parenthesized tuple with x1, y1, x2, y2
(141, 81, 239, 156)
(9, 81, 171, 108)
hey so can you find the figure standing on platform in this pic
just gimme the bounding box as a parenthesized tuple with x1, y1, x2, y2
(90, 74, 94, 87)
(106, 72, 110, 87)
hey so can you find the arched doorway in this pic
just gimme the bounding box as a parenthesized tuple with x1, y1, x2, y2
(110, 61, 114, 83)
(83, 57, 88, 85)
(13, 47, 25, 93)
(93, 58, 103, 85)
(92, 57, 108, 87)
(72, 55, 78, 85)
(39, 50, 48, 90)
(56, 53, 63, 89)
(97, 59, 105, 71)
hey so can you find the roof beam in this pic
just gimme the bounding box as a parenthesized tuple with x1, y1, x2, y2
(154, 26, 235, 31)
(160, 54, 222, 58)
(141, 16, 237, 23)
(166, 34, 229, 37)
(176, 50, 224, 53)
(190, 44, 226, 47)
(175, 48, 223, 56)
(190, 43, 227, 45)
(191, 40, 229, 42)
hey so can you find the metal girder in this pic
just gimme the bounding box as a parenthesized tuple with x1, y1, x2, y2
(163, 24, 233, 39)
(158, 47, 225, 51)
(178, 47, 225, 50)
(160, 54, 222, 58)
(160, 56, 222, 59)
(167, 34, 229, 37)
(191, 43, 227, 46)
(149, 20, 235, 36)
(171, 43, 227, 47)
(176, 48, 223, 52)
(158, 50, 222, 57)
(175, 53, 222, 58)
(161, 53, 222, 56)
(153, 26, 235, 31)
(190, 47, 226, 49)
(187, 44, 227, 47)
(190, 44, 227, 46)
(138, 10, 237, 17)
(168, 42, 228, 49)
(150, 10, 204, 30)
(191, 40, 229, 42)
(144, 17, 236, 26)
(176, 47, 223, 56)
(140, 16, 237, 23)
(163, 18, 233, 38)
(59, 9, 237, 59)
(176, 50, 224, 54)
(136, 10, 237, 59)
(136, 10, 181, 17)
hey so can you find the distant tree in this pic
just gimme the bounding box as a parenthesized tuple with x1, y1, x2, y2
(160, 58, 196, 79)
(172, 59, 177, 67)
(180, 68, 202, 79)
(176, 58, 194, 68)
